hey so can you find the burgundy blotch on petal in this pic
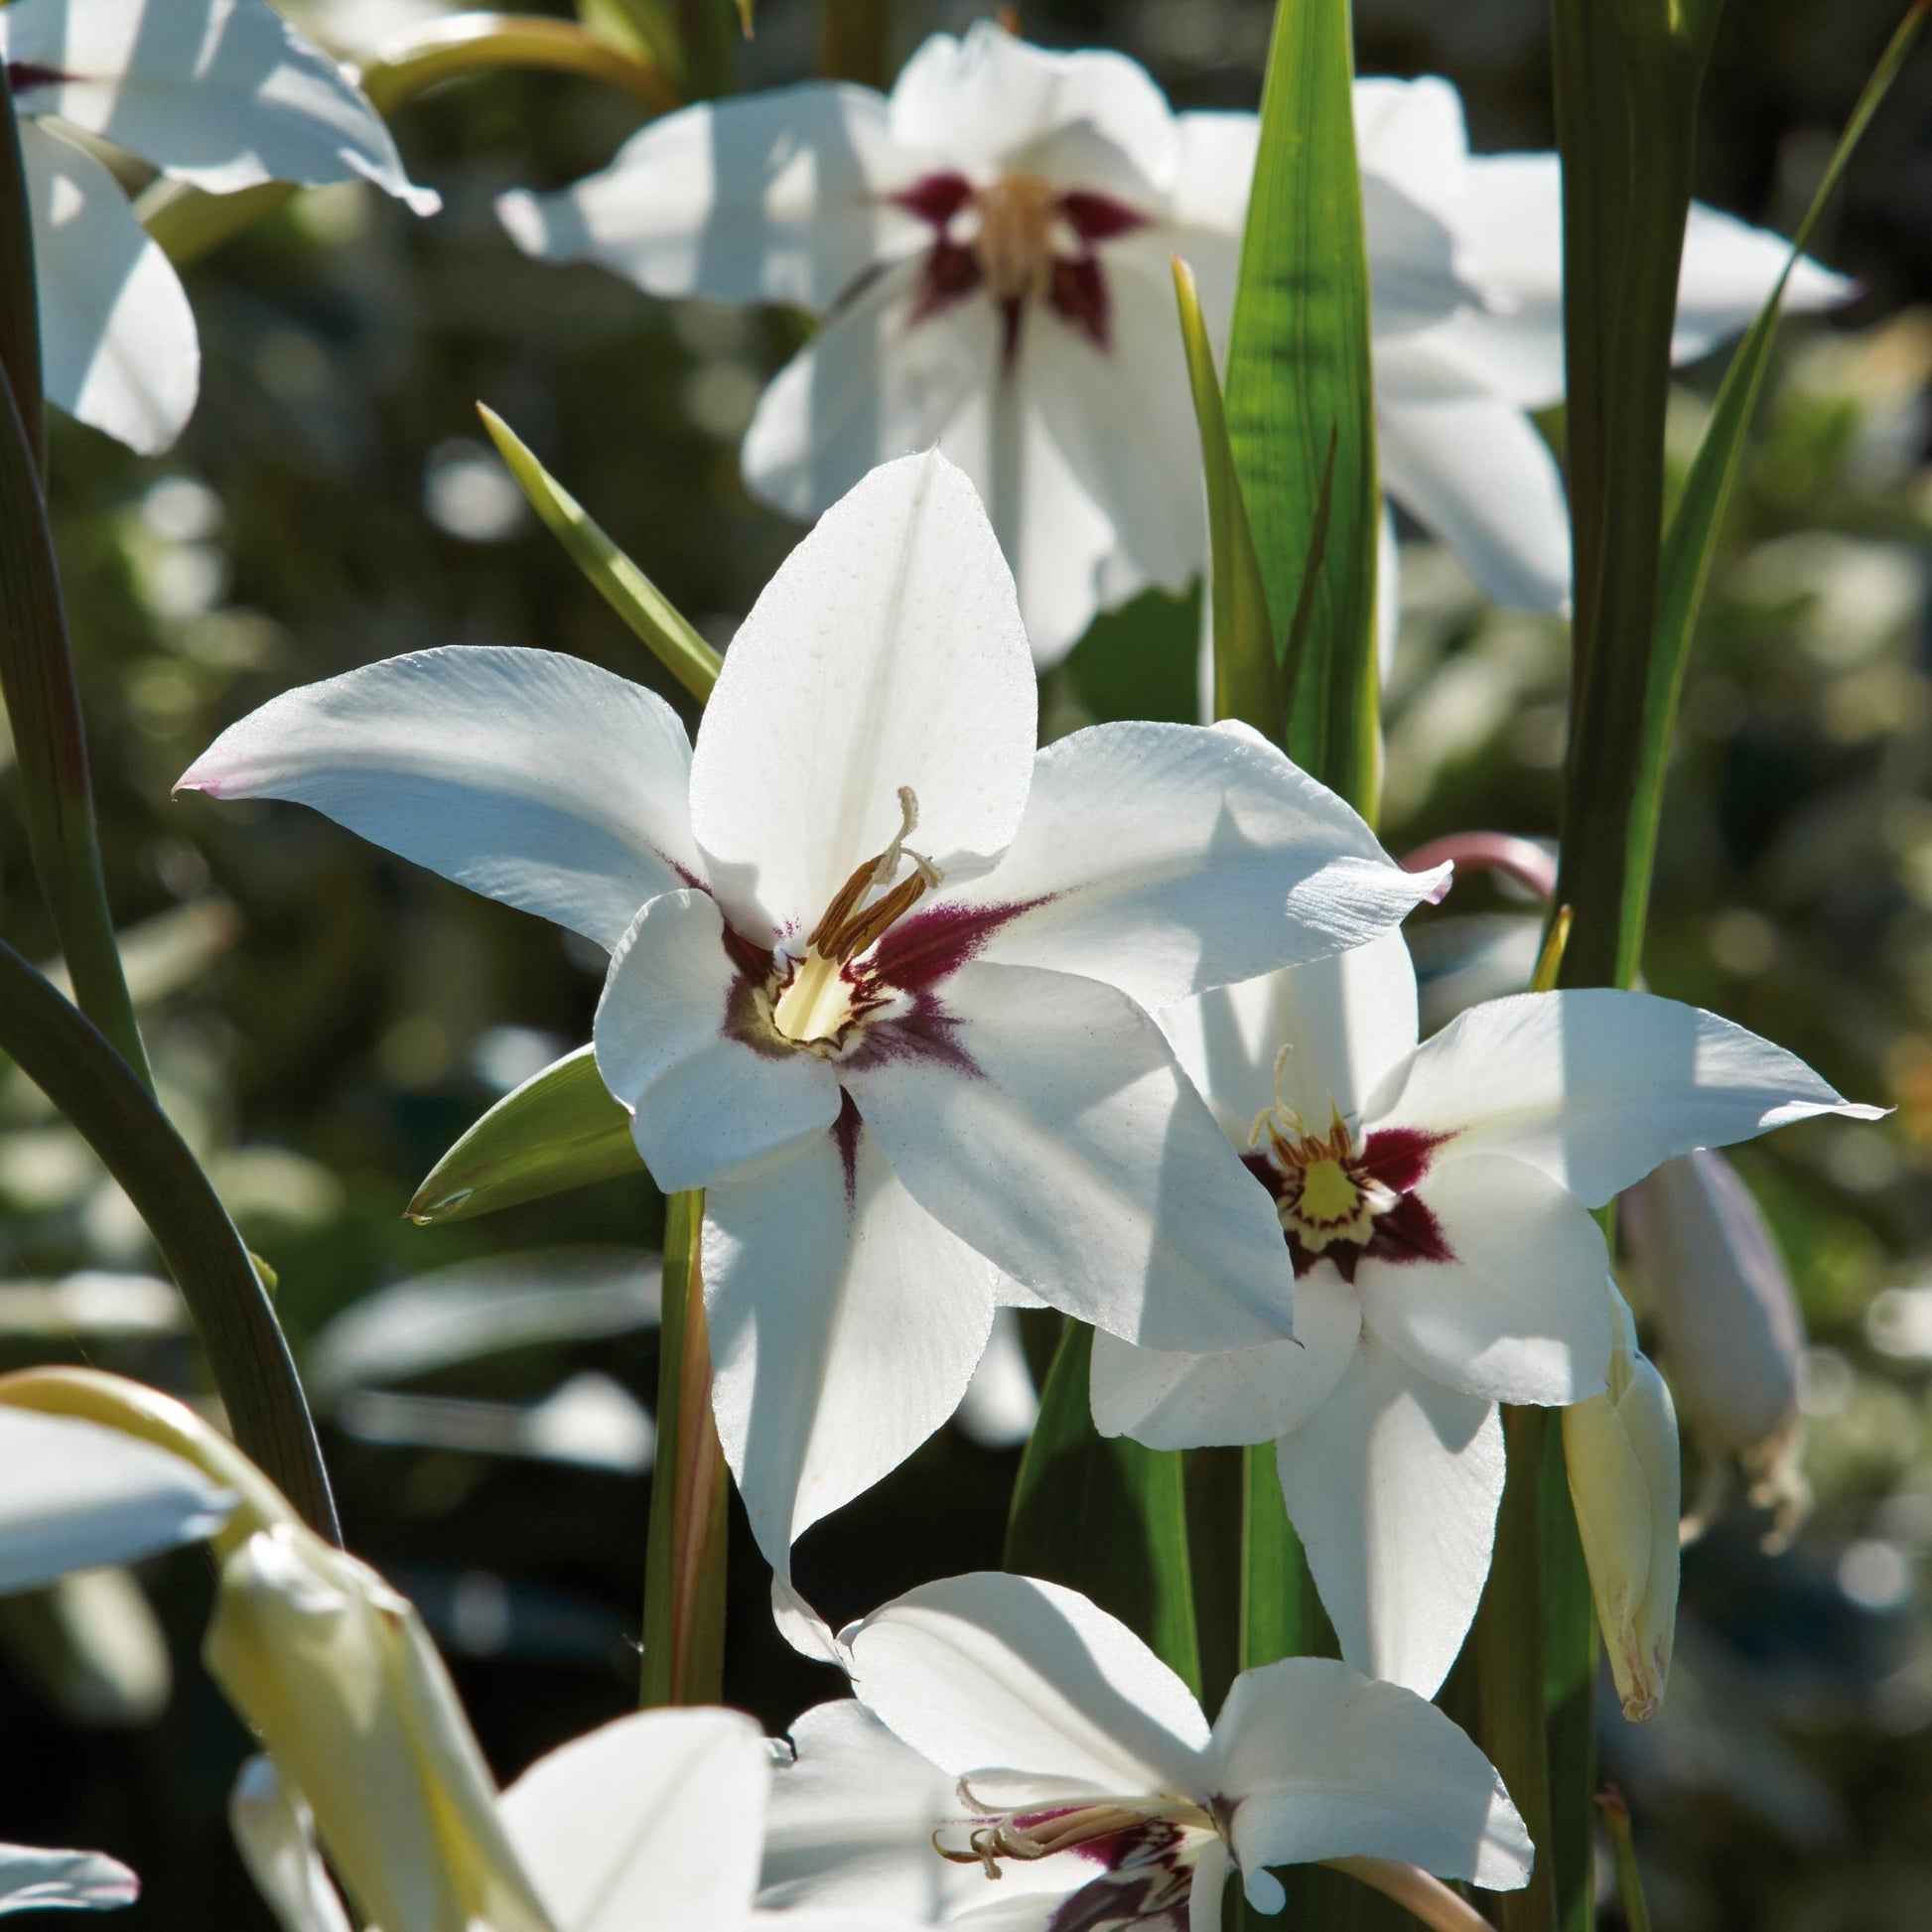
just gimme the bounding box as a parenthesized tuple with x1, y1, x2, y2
(5, 62, 77, 95)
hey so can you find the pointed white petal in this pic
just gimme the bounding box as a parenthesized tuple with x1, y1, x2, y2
(22, 120, 198, 455)
(949, 724, 1442, 1014)
(1213, 1656, 1531, 1890)
(1159, 932, 1421, 1141)
(888, 24, 1177, 191)
(178, 646, 700, 951)
(593, 889, 841, 1191)
(1090, 1269, 1359, 1450)
(228, 1759, 353, 1932)
(687, 451, 1036, 939)
(848, 961, 1296, 1354)
(0, 1407, 230, 1594)
(500, 1707, 766, 1932)
(1, 0, 432, 205)
(1377, 393, 1572, 613)
(497, 84, 920, 309)
(1356, 1154, 1613, 1407)
(957, 1308, 1039, 1449)
(704, 1125, 999, 1575)
(845, 1572, 1211, 1800)
(1674, 199, 1853, 360)
(1364, 988, 1885, 1208)
(0, 1846, 138, 1916)
(1274, 1338, 1503, 1699)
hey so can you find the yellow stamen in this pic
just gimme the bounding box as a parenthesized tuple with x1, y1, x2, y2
(972, 174, 1062, 305)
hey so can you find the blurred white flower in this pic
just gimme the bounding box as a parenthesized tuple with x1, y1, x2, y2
(0, 1845, 139, 1916)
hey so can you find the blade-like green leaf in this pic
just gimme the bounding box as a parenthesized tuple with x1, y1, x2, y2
(581, 0, 685, 75)
(407, 1045, 643, 1225)
(479, 405, 721, 704)
(0, 82, 45, 468)
(1005, 1323, 1201, 1697)
(1173, 256, 1281, 744)
(1221, 0, 1378, 809)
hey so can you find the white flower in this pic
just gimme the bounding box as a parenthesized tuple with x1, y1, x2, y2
(496, 29, 1843, 663)
(0, 1845, 139, 1917)
(759, 1572, 1532, 1931)
(1089, 930, 1879, 1698)
(178, 449, 1441, 1588)
(1, 0, 438, 454)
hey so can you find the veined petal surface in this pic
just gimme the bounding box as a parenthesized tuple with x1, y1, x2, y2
(178, 647, 701, 951)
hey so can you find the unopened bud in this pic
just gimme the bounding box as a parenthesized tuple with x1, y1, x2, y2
(1564, 1287, 1681, 1723)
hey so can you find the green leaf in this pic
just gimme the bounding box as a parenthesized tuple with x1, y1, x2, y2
(1173, 256, 1281, 745)
(479, 405, 721, 704)
(0, 81, 45, 468)
(1005, 1324, 1201, 1696)
(406, 1045, 643, 1225)
(1221, 0, 1379, 811)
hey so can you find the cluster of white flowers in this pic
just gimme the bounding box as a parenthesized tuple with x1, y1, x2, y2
(1, 11, 1876, 1932)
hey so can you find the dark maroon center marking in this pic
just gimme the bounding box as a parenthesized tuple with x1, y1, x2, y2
(6, 61, 76, 95)
(1043, 1820, 1197, 1932)
(1245, 1125, 1454, 1284)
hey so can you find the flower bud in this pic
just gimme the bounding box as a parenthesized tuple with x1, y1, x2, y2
(1563, 1287, 1681, 1722)
(204, 1525, 553, 1932)
(1622, 1150, 1807, 1533)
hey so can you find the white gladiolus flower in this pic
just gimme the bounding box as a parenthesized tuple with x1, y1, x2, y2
(1563, 1286, 1682, 1723)
(1089, 930, 1879, 1699)
(0, 0, 438, 454)
(0, 1846, 139, 1917)
(759, 1572, 1533, 1931)
(178, 450, 1442, 1588)
(496, 27, 1845, 662)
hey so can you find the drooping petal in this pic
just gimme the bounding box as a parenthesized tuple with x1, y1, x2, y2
(0, 1406, 231, 1595)
(844, 1573, 1212, 1801)
(1674, 199, 1853, 359)
(1375, 391, 1572, 613)
(704, 1124, 1000, 1575)
(228, 1758, 353, 1932)
(178, 647, 701, 951)
(687, 451, 1036, 939)
(943, 724, 1443, 1015)
(1, 0, 433, 206)
(888, 24, 1178, 193)
(497, 84, 923, 310)
(593, 890, 842, 1191)
(1355, 1153, 1613, 1407)
(848, 961, 1296, 1354)
(1158, 931, 1421, 1142)
(1363, 988, 1885, 1209)
(0, 1846, 138, 1917)
(21, 119, 198, 455)
(760, 1701, 1080, 1921)
(1213, 1656, 1531, 1891)
(1273, 1337, 1503, 1699)
(1089, 1268, 1359, 1450)
(1186, 1838, 1230, 1932)
(500, 1707, 766, 1932)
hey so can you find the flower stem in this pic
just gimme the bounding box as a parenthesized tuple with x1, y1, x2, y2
(1595, 1787, 1653, 1932)
(639, 1188, 729, 1708)
(1327, 1858, 1495, 1932)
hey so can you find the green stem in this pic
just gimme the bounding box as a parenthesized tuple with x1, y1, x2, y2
(0, 82, 45, 473)
(639, 1188, 729, 1707)
(1596, 1788, 1653, 1932)
(819, 0, 891, 86)
(0, 941, 336, 1542)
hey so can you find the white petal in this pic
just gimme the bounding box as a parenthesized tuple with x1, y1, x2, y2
(1273, 1337, 1503, 1698)
(228, 1759, 353, 1932)
(1158, 931, 1421, 1142)
(497, 84, 921, 309)
(888, 24, 1177, 192)
(1, 0, 432, 206)
(500, 1707, 766, 1932)
(1376, 393, 1572, 613)
(704, 1124, 999, 1575)
(178, 646, 700, 951)
(1187, 1837, 1230, 1932)
(957, 1307, 1040, 1449)
(1353, 75, 1470, 228)
(22, 120, 198, 455)
(687, 451, 1036, 939)
(948, 723, 1442, 1014)
(760, 1701, 1078, 1920)
(0, 1407, 231, 1594)
(1364, 988, 1885, 1208)
(1213, 1656, 1531, 1890)
(1090, 1269, 1359, 1450)
(844, 1572, 1211, 1800)
(1169, 113, 1258, 237)
(1356, 1153, 1613, 1407)
(593, 889, 841, 1191)
(0, 1846, 138, 1917)
(1675, 199, 1853, 360)
(848, 961, 1295, 1354)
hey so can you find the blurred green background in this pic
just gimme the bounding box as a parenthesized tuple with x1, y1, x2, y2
(4, 0, 1931, 1925)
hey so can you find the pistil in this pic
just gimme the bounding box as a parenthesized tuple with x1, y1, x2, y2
(933, 1784, 1213, 1881)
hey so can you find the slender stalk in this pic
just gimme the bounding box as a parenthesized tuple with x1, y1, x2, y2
(1595, 1788, 1653, 1932)
(639, 1188, 729, 1707)
(820, 0, 891, 87)
(1327, 1859, 1494, 1932)
(0, 81, 45, 472)
(0, 941, 336, 1541)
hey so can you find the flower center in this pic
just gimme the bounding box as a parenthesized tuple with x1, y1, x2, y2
(970, 174, 1064, 307)
(933, 1782, 1216, 1882)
